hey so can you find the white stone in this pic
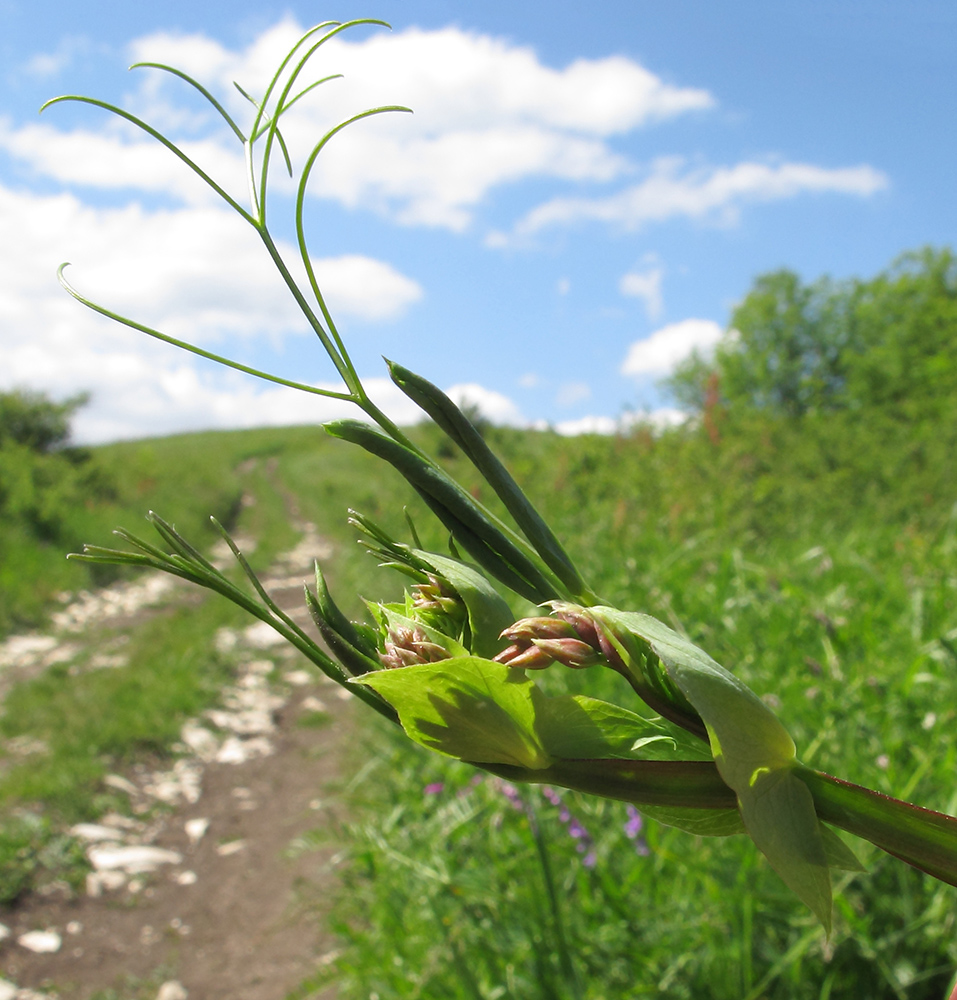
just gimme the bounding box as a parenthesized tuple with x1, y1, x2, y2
(104, 774, 139, 796)
(66, 921, 83, 935)
(214, 628, 239, 653)
(174, 870, 198, 886)
(215, 840, 246, 857)
(156, 981, 188, 1000)
(284, 670, 313, 686)
(99, 812, 142, 831)
(243, 621, 286, 649)
(215, 736, 274, 764)
(88, 845, 183, 874)
(0, 978, 17, 1000)
(69, 823, 125, 842)
(205, 708, 274, 736)
(179, 723, 220, 762)
(0, 923, 9, 941)
(18, 929, 61, 953)
(86, 870, 127, 896)
(301, 696, 327, 713)
(144, 760, 202, 805)
(184, 818, 209, 844)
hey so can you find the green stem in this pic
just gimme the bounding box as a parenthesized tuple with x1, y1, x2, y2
(493, 759, 737, 810)
(797, 766, 957, 887)
(523, 793, 584, 1000)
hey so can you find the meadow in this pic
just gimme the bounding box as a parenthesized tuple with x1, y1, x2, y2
(2, 390, 957, 997)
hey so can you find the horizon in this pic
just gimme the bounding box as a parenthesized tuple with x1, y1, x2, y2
(2, 2, 954, 443)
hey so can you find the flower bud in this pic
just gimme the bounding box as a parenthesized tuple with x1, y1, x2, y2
(379, 625, 453, 669)
(493, 642, 556, 669)
(531, 637, 600, 669)
(499, 617, 578, 643)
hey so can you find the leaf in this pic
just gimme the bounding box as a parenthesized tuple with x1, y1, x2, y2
(820, 824, 867, 873)
(739, 768, 832, 931)
(536, 696, 712, 763)
(355, 657, 552, 769)
(355, 657, 715, 773)
(414, 550, 514, 658)
(641, 805, 745, 837)
(593, 607, 833, 929)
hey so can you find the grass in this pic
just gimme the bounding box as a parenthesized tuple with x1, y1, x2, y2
(2, 412, 957, 997)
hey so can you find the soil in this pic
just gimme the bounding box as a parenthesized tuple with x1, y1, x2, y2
(0, 543, 353, 1000)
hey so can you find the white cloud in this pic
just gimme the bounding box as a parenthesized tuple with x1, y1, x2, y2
(3, 20, 714, 233)
(312, 256, 423, 320)
(0, 181, 422, 442)
(514, 157, 889, 237)
(0, 118, 247, 207)
(621, 318, 724, 377)
(444, 383, 526, 426)
(22, 36, 95, 79)
(555, 382, 591, 407)
(551, 407, 687, 437)
(619, 263, 664, 319)
(552, 415, 618, 436)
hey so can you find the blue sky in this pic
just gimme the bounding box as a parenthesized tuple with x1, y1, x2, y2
(1, 1, 954, 442)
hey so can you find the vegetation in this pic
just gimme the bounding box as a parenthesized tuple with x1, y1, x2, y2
(7, 16, 955, 996)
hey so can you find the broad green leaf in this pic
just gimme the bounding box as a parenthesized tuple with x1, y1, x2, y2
(821, 824, 867, 873)
(414, 550, 514, 658)
(355, 657, 552, 769)
(355, 656, 715, 772)
(641, 805, 745, 837)
(593, 608, 832, 928)
(536, 695, 712, 763)
(739, 768, 831, 931)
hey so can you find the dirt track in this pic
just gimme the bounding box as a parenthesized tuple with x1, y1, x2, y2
(0, 531, 350, 1000)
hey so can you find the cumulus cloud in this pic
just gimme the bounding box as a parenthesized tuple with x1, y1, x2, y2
(445, 383, 526, 426)
(555, 381, 591, 407)
(2, 20, 714, 233)
(550, 408, 686, 436)
(514, 157, 889, 237)
(0, 180, 422, 441)
(621, 318, 724, 378)
(619, 263, 664, 319)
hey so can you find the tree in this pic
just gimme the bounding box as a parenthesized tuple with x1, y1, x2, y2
(0, 389, 89, 453)
(668, 247, 957, 421)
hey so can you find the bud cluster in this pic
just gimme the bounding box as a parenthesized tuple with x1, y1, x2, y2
(379, 625, 453, 670)
(410, 573, 467, 634)
(493, 613, 604, 670)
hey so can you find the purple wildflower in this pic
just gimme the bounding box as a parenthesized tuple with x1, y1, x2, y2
(541, 786, 595, 865)
(624, 805, 651, 856)
(424, 782, 444, 796)
(499, 781, 525, 812)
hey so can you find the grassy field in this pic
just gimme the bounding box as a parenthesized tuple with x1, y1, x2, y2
(2, 410, 957, 997)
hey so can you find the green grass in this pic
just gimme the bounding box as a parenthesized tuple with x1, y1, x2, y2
(3, 413, 957, 996)
(286, 415, 957, 1000)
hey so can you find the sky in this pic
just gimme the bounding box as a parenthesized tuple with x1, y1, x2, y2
(1, 1, 955, 443)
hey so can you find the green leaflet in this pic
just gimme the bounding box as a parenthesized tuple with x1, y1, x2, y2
(414, 550, 514, 658)
(641, 805, 745, 837)
(593, 607, 833, 930)
(356, 657, 552, 769)
(355, 656, 711, 771)
(537, 695, 712, 763)
(820, 825, 867, 873)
